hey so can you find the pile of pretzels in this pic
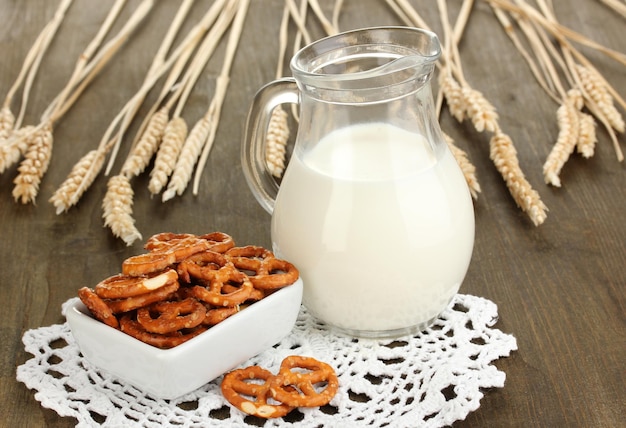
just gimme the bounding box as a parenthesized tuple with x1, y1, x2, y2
(77, 232, 299, 349)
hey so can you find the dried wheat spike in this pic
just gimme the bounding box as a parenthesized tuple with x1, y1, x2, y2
(148, 117, 188, 195)
(102, 174, 142, 246)
(12, 124, 53, 204)
(0, 106, 15, 144)
(162, 116, 211, 202)
(576, 64, 624, 133)
(576, 112, 597, 158)
(462, 87, 499, 133)
(0, 125, 32, 174)
(50, 149, 106, 214)
(543, 101, 580, 187)
(265, 106, 290, 178)
(439, 74, 466, 122)
(121, 107, 169, 177)
(490, 131, 548, 226)
(443, 132, 481, 199)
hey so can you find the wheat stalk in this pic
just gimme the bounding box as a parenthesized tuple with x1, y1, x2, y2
(120, 107, 169, 177)
(0, 125, 33, 174)
(102, 174, 142, 246)
(543, 93, 581, 187)
(49, 149, 106, 214)
(576, 112, 597, 158)
(265, 106, 290, 178)
(11, 124, 53, 204)
(148, 116, 188, 195)
(490, 130, 548, 225)
(162, 115, 211, 202)
(443, 133, 481, 199)
(192, 0, 250, 196)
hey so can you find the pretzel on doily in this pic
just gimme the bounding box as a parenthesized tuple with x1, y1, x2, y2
(225, 246, 299, 290)
(269, 356, 339, 408)
(119, 314, 207, 349)
(94, 269, 178, 299)
(136, 297, 206, 334)
(221, 366, 295, 418)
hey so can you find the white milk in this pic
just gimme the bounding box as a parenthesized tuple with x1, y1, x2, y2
(271, 123, 474, 336)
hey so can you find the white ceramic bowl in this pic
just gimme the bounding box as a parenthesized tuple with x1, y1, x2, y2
(66, 278, 303, 399)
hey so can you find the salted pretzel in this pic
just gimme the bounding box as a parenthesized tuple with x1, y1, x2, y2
(94, 269, 178, 299)
(122, 235, 211, 277)
(119, 314, 207, 349)
(106, 281, 179, 314)
(188, 265, 254, 307)
(136, 298, 206, 334)
(225, 246, 299, 290)
(269, 356, 339, 408)
(176, 250, 229, 283)
(78, 287, 119, 329)
(221, 366, 295, 418)
(145, 232, 235, 254)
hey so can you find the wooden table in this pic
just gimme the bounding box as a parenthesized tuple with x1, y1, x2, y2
(1, 1, 624, 426)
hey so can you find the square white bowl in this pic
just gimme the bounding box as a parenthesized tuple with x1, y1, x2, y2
(66, 278, 303, 400)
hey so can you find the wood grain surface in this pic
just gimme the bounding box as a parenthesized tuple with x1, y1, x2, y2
(1, 1, 624, 426)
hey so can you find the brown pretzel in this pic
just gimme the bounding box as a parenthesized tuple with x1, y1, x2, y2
(187, 264, 253, 307)
(78, 287, 119, 329)
(197, 231, 236, 253)
(119, 314, 207, 349)
(106, 281, 179, 314)
(176, 250, 229, 284)
(122, 236, 211, 276)
(94, 269, 178, 299)
(136, 298, 206, 334)
(269, 356, 339, 408)
(221, 366, 295, 418)
(226, 246, 299, 290)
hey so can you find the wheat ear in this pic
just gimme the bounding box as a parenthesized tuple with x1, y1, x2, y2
(102, 174, 142, 246)
(576, 112, 597, 158)
(121, 107, 169, 177)
(543, 101, 579, 187)
(265, 106, 290, 178)
(148, 116, 188, 195)
(443, 133, 481, 199)
(11, 124, 53, 204)
(162, 116, 211, 202)
(49, 149, 106, 214)
(575, 64, 624, 133)
(490, 130, 548, 225)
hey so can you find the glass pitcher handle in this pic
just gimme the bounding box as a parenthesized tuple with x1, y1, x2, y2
(241, 78, 299, 214)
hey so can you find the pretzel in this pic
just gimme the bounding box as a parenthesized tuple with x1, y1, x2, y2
(197, 232, 236, 253)
(269, 356, 339, 408)
(176, 250, 229, 284)
(94, 269, 178, 299)
(106, 281, 179, 314)
(119, 314, 207, 349)
(136, 298, 206, 334)
(145, 232, 234, 254)
(187, 264, 254, 307)
(221, 366, 295, 418)
(78, 287, 119, 329)
(226, 246, 299, 290)
(122, 236, 211, 276)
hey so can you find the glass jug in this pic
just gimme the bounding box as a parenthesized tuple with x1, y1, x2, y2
(242, 27, 474, 338)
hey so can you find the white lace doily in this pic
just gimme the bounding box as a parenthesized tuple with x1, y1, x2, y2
(17, 294, 517, 428)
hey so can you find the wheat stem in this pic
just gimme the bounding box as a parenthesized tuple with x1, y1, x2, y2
(192, 0, 250, 196)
